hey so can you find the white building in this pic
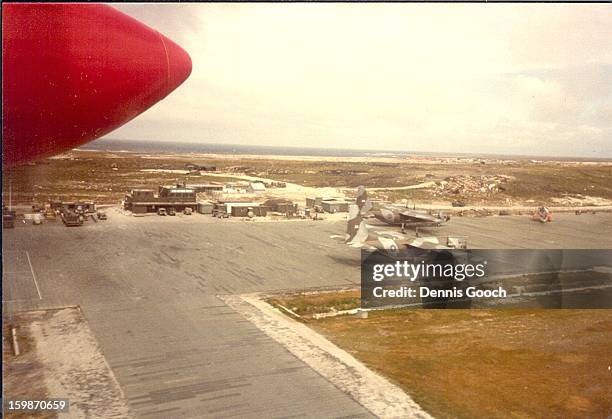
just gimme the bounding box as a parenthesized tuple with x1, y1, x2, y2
(247, 182, 266, 194)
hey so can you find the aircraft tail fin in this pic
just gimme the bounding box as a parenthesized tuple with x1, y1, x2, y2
(345, 186, 371, 245)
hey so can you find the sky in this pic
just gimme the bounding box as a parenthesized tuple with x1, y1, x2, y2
(109, 4, 612, 157)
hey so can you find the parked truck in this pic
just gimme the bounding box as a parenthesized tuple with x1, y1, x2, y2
(3, 214, 15, 229)
(61, 210, 83, 226)
(3, 207, 16, 228)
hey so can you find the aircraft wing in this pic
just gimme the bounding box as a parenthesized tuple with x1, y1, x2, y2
(366, 226, 405, 239)
(398, 210, 441, 223)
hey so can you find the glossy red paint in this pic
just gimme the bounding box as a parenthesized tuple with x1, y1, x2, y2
(2, 4, 192, 167)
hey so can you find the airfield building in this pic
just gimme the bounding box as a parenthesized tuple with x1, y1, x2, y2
(213, 201, 268, 217)
(321, 199, 350, 213)
(306, 197, 323, 209)
(247, 182, 266, 194)
(124, 184, 197, 214)
(264, 198, 298, 215)
(230, 205, 267, 217)
(187, 183, 224, 195)
(306, 196, 354, 212)
(59, 201, 96, 213)
(197, 201, 214, 214)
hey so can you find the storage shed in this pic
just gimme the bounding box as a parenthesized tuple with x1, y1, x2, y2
(306, 197, 322, 208)
(197, 201, 214, 214)
(247, 182, 266, 194)
(321, 199, 350, 213)
(230, 205, 268, 217)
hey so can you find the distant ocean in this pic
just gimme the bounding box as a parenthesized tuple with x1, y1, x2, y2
(80, 138, 611, 161)
(82, 138, 439, 158)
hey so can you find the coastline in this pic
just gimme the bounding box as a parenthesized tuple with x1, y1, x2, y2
(75, 147, 612, 166)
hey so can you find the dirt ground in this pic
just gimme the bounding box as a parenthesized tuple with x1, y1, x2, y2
(3, 316, 53, 419)
(2, 308, 130, 418)
(266, 291, 611, 418)
(3, 149, 611, 207)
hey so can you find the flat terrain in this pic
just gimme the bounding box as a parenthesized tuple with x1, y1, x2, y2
(3, 150, 611, 207)
(3, 308, 129, 418)
(372, 211, 612, 249)
(3, 212, 371, 418)
(265, 289, 612, 417)
(3, 211, 612, 417)
(310, 309, 611, 419)
(3, 315, 52, 419)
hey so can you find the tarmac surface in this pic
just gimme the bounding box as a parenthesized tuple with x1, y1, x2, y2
(3, 210, 612, 417)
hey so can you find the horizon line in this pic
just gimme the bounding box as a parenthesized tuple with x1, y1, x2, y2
(90, 137, 612, 161)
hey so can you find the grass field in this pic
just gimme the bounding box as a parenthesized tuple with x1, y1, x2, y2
(268, 291, 612, 418)
(267, 290, 361, 317)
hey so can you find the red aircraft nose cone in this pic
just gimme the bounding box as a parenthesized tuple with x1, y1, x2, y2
(162, 35, 193, 95)
(2, 4, 193, 167)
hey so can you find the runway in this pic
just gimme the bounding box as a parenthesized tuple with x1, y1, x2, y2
(3, 210, 611, 417)
(392, 212, 612, 249)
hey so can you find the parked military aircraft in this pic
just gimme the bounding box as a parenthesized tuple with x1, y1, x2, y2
(372, 203, 450, 233)
(342, 186, 466, 251)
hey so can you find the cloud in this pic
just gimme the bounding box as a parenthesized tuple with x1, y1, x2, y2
(109, 4, 612, 157)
